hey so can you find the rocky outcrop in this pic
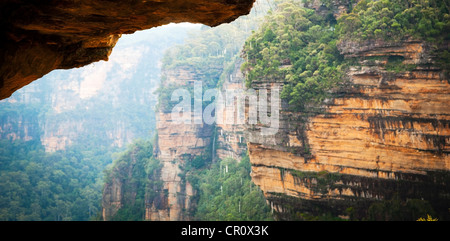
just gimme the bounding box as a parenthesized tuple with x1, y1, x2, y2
(102, 141, 155, 221)
(146, 66, 214, 221)
(0, 0, 256, 100)
(102, 170, 127, 221)
(246, 37, 450, 220)
(147, 112, 212, 220)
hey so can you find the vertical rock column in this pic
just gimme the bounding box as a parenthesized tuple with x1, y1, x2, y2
(146, 67, 213, 221)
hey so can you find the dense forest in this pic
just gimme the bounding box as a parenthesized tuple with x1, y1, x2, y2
(190, 155, 273, 221)
(0, 139, 111, 220)
(104, 138, 273, 221)
(242, 1, 346, 111)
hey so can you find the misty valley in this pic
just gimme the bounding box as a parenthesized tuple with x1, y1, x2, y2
(0, 0, 449, 222)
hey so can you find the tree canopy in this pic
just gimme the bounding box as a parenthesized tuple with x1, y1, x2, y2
(242, 1, 346, 111)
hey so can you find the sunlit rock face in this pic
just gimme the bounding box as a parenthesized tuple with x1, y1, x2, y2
(241, 0, 449, 220)
(0, 0, 256, 99)
(247, 36, 450, 220)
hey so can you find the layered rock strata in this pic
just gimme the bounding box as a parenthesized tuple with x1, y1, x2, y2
(247, 39, 450, 220)
(145, 66, 213, 221)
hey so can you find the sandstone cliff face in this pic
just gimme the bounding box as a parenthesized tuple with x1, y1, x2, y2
(146, 60, 256, 220)
(0, 111, 39, 142)
(0, 0, 256, 100)
(147, 112, 211, 220)
(146, 66, 214, 221)
(216, 59, 248, 161)
(247, 37, 450, 219)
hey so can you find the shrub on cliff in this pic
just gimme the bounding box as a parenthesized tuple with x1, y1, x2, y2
(337, 0, 449, 43)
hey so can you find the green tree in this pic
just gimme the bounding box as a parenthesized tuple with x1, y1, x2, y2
(242, 1, 346, 111)
(191, 155, 273, 221)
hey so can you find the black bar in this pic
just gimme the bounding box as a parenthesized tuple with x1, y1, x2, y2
(1, 220, 445, 240)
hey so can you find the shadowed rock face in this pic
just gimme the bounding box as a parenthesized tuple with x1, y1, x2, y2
(0, 0, 255, 99)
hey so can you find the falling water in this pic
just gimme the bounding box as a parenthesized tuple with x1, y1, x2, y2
(212, 133, 216, 163)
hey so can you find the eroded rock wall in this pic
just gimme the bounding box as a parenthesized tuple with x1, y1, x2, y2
(146, 66, 213, 221)
(247, 37, 450, 220)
